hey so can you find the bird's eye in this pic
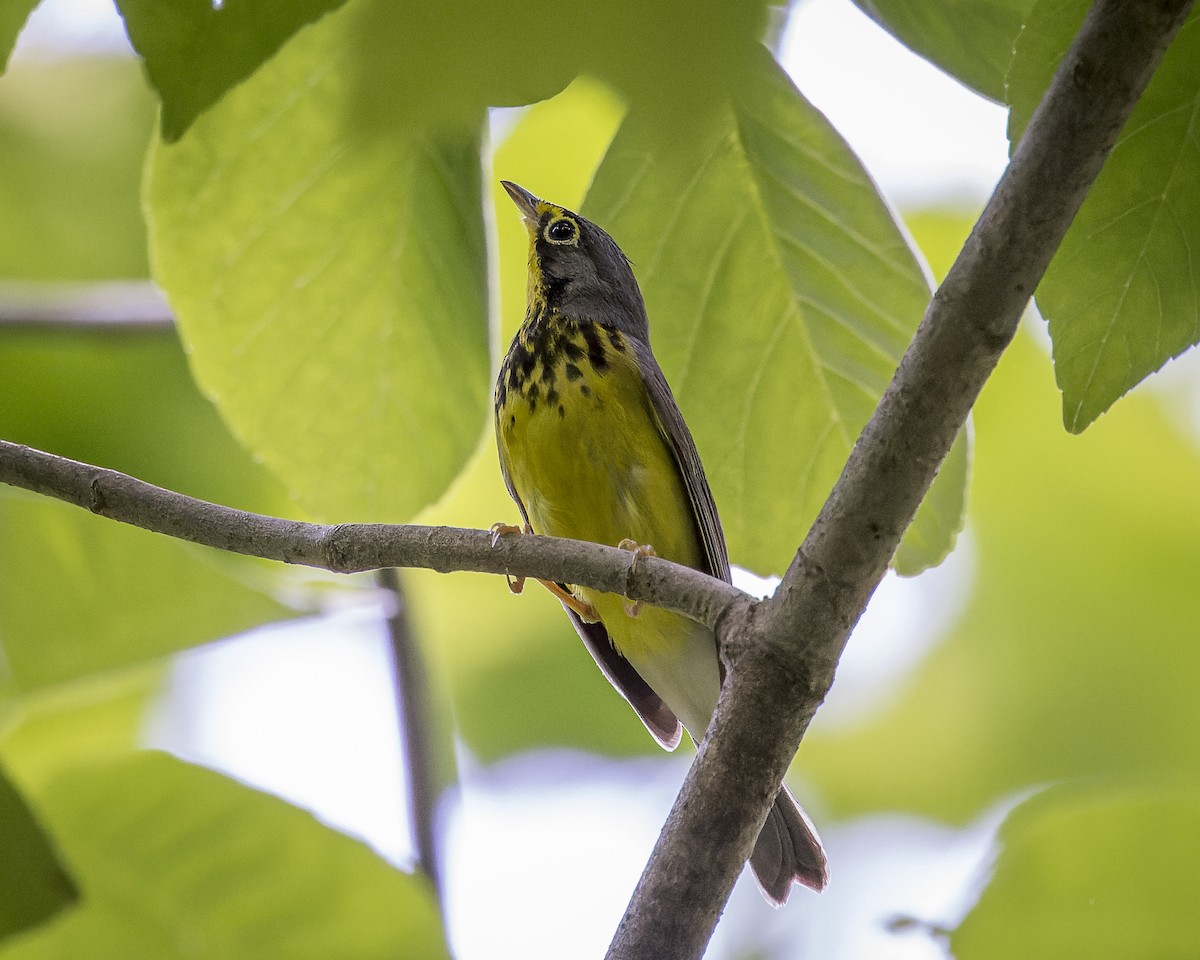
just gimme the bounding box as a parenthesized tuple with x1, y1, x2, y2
(544, 218, 578, 244)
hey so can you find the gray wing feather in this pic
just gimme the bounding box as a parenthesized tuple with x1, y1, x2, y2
(564, 609, 683, 749)
(631, 339, 732, 585)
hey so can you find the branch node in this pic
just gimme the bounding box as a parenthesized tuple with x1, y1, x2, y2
(88, 475, 107, 514)
(323, 523, 353, 573)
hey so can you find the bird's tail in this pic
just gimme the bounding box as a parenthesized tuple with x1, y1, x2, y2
(749, 784, 828, 904)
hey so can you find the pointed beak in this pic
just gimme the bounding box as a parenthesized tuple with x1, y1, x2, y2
(501, 180, 541, 223)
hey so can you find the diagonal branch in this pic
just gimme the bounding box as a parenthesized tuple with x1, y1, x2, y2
(0, 439, 745, 632)
(605, 0, 1196, 957)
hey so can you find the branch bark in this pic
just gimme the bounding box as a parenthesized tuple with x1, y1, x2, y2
(605, 1, 1195, 956)
(0, 439, 743, 632)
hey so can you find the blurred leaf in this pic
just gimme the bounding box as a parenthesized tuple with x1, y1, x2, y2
(0, 763, 76, 945)
(571, 0, 769, 132)
(584, 50, 966, 577)
(348, 0, 572, 132)
(114, 0, 347, 142)
(0, 491, 294, 693)
(801, 327, 1200, 820)
(0, 752, 449, 960)
(0, 328, 291, 515)
(0, 0, 37, 74)
(0, 57, 154, 280)
(851, 0, 1032, 102)
(0, 666, 161, 793)
(0, 327, 299, 696)
(903, 207, 983, 282)
(954, 783, 1200, 958)
(405, 79, 657, 761)
(350, 0, 767, 135)
(1008, 2, 1200, 432)
(147, 2, 490, 524)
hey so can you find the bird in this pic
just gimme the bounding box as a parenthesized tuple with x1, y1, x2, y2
(492, 180, 827, 903)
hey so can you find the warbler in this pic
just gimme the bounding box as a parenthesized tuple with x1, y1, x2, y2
(493, 181, 827, 903)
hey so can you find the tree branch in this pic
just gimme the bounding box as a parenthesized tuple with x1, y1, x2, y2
(605, 0, 1196, 956)
(0, 439, 745, 632)
(0, 281, 174, 331)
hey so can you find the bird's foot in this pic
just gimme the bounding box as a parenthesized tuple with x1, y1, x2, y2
(489, 522, 599, 620)
(489, 521, 530, 594)
(539, 579, 600, 622)
(617, 539, 657, 617)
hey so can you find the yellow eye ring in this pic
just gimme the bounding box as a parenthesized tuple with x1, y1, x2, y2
(544, 217, 578, 245)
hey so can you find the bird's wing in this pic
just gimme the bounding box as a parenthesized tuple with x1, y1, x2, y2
(632, 340, 732, 585)
(495, 421, 532, 530)
(564, 609, 683, 749)
(495, 414, 684, 749)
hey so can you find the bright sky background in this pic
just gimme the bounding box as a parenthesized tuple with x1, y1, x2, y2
(15, 0, 1016, 956)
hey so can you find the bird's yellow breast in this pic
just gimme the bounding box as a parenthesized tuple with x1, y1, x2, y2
(495, 312, 703, 662)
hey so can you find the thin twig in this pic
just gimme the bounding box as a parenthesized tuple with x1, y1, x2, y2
(377, 568, 455, 913)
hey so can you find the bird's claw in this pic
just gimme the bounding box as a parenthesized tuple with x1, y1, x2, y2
(617, 539, 656, 617)
(489, 521, 523, 548)
(489, 521, 531, 593)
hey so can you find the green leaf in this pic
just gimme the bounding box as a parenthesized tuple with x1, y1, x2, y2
(0, 328, 291, 515)
(584, 51, 966, 577)
(146, 2, 490, 524)
(114, 0, 347, 142)
(0, 752, 449, 960)
(1008, 2, 1200, 432)
(851, 0, 1033, 102)
(0, 763, 76, 945)
(0, 491, 293, 693)
(0, 57, 155, 280)
(347, 0, 574, 133)
(1, 666, 162, 794)
(348, 0, 767, 136)
(953, 784, 1200, 958)
(801, 326, 1200, 820)
(0, 0, 37, 75)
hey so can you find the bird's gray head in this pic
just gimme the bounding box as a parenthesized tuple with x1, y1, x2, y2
(502, 180, 650, 339)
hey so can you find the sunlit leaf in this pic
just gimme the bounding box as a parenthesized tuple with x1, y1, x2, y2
(0, 763, 76, 945)
(114, 0, 347, 142)
(954, 784, 1200, 958)
(0, 0, 37, 75)
(0, 753, 449, 960)
(0, 492, 294, 693)
(147, 2, 490, 524)
(0, 57, 154, 280)
(1008, 2, 1200, 432)
(584, 50, 966, 577)
(802, 327, 1200, 820)
(851, 0, 1032, 102)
